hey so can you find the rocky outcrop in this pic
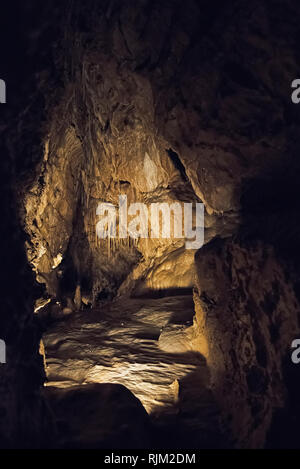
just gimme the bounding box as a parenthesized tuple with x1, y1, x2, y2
(43, 383, 151, 448)
(43, 295, 225, 448)
(194, 239, 300, 447)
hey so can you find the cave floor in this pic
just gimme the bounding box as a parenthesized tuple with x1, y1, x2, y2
(43, 295, 226, 448)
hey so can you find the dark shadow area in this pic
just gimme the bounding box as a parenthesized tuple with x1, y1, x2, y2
(166, 148, 189, 182)
(239, 157, 300, 448)
(266, 352, 300, 448)
(240, 158, 300, 266)
(151, 367, 231, 449)
(43, 383, 153, 449)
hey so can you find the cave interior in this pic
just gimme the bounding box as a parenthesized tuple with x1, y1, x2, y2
(1, 0, 300, 450)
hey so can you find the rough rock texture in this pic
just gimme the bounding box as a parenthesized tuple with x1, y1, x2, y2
(43, 296, 199, 407)
(0, 1, 64, 448)
(194, 239, 300, 447)
(24, 0, 300, 305)
(2, 0, 300, 449)
(43, 295, 226, 448)
(23, 0, 244, 303)
(43, 383, 151, 449)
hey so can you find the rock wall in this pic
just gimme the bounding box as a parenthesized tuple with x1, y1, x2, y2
(2, 0, 300, 448)
(0, 0, 65, 448)
(194, 239, 300, 447)
(23, 0, 300, 304)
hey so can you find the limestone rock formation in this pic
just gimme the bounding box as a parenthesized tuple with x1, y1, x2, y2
(2, 0, 300, 449)
(194, 239, 300, 447)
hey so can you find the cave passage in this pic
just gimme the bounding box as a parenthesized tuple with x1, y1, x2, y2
(4, 0, 300, 451)
(42, 294, 225, 448)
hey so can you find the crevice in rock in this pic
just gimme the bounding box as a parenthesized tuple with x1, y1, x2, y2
(166, 148, 188, 182)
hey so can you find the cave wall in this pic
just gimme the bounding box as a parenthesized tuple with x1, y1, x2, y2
(2, 0, 300, 448)
(24, 0, 300, 303)
(194, 239, 300, 447)
(0, 0, 66, 448)
(21, 0, 300, 448)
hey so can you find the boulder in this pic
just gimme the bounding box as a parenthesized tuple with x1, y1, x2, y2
(43, 383, 152, 449)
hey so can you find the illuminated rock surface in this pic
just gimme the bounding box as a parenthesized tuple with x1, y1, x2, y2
(194, 239, 300, 447)
(43, 295, 225, 448)
(2, 0, 300, 449)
